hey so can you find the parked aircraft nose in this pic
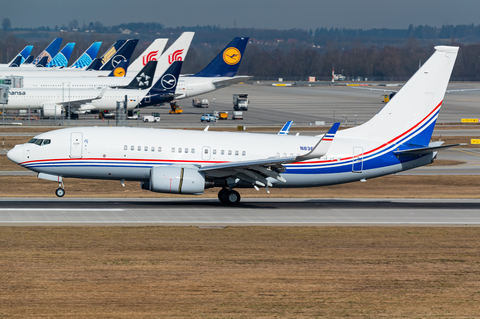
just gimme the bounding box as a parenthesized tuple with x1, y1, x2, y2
(7, 145, 24, 164)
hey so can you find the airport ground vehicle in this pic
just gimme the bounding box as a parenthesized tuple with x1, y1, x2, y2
(201, 114, 217, 122)
(219, 112, 228, 120)
(232, 111, 243, 120)
(143, 113, 160, 123)
(233, 93, 249, 110)
(192, 98, 209, 108)
(169, 101, 183, 114)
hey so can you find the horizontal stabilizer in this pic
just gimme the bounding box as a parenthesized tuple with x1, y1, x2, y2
(393, 143, 462, 155)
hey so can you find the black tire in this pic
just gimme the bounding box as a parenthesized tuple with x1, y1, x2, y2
(218, 188, 228, 203)
(55, 188, 65, 197)
(224, 190, 241, 205)
(144, 119, 149, 123)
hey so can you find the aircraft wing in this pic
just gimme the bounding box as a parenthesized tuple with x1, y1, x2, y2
(53, 88, 107, 108)
(199, 123, 340, 188)
(212, 76, 253, 88)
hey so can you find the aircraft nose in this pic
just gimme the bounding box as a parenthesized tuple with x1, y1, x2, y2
(7, 145, 24, 164)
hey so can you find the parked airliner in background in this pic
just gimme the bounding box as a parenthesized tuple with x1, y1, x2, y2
(4, 60, 183, 117)
(7, 46, 459, 204)
(14, 35, 188, 88)
(69, 42, 102, 69)
(0, 39, 138, 75)
(0, 46, 33, 67)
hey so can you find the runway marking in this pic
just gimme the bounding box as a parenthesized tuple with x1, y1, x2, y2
(0, 221, 479, 224)
(0, 208, 125, 211)
(454, 149, 480, 157)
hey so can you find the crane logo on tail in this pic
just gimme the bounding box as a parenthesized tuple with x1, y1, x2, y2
(223, 47, 241, 65)
(143, 50, 158, 65)
(161, 74, 176, 89)
(168, 49, 184, 64)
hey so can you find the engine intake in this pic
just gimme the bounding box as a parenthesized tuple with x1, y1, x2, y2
(42, 103, 63, 118)
(149, 166, 205, 195)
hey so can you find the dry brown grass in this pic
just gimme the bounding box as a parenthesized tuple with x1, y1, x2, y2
(1, 174, 480, 198)
(1, 226, 479, 318)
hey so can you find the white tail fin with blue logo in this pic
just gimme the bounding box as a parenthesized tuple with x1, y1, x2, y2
(339, 46, 458, 148)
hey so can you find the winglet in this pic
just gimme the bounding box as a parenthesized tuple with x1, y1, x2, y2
(295, 122, 340, 161)
(278, 121, 293, 135)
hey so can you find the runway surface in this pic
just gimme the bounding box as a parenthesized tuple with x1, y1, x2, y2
(0, 198, 479, 226)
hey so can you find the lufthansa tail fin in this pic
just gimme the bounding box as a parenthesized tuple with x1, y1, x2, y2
(70, 42, 102, 69)
(46, 42, 75, 67)
(107, 59, 129, 77)
(8, 45, 33, 65)
(148, 61, 183, 94)
(124, 61, 157, 90)
(193, 37, 249, 77)
(33, 37, 63, 65)
(100, 39, 139, 71)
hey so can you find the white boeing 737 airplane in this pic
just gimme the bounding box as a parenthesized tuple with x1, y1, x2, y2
(7, 46, 459, 205)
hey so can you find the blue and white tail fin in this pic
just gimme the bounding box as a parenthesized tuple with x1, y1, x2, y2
(193, 37, 249, 77)
(46, 42, 75, 67)
(100, 39, 139, 71)
(338, 46, 459, 149)
(278, 121, 293, 135)
(8, 45, 33, 65)
(85, 58, 102, 71)
(69, 42, 102, 69)
(8, 55, 22, 67)
(128, 38, 168, 73)
(107, 59, 129, 77)
(35, 56, 48, 67)
(24, 55, 34, 64)
(138, 61, 183, 107)
(33, 37, 63, 65)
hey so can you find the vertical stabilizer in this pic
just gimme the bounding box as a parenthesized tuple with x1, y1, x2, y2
(8, 45, 33, 65)
(100, 39, 139, 71)
(151, 32, 194, 79)
(46, 43, 75, 67)
(128, 39, 168, 73)
(339, 46, 459, 148)
(70, 42, 102, 68)
(193, 37, 249, 77)
(33, 38, 63, 65)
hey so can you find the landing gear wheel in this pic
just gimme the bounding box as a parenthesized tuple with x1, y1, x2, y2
(218, 188, 228, 203)
(55, 188, 65, 197)
(224, 190, 241, 205)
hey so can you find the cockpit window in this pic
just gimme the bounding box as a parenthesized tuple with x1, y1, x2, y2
(28, 138, 51, 146)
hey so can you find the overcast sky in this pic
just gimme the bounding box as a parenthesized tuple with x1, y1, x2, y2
(3, 0, 480, 30)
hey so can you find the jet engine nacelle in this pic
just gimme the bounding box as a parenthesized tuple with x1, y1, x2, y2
(41, 103, 63, 118)
(149, 166, 205, 195)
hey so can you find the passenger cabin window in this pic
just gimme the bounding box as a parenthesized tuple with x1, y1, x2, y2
(124, 145, 127, 150)
(144, 146, 148, 151)
(131, 145, 134, 151)
(151, 147, 154, 152)
(228, 150, 232, 155)
(235, 150, 239, 156)
(185, 148, 189, 153)
(213, 149, 216, 155)
(178, 148, 182, 153)
(242, 151, 246, 156)
(191, 148, 195, 154)
(221, 150, 224, 155)
(137, 146, 141, 151)
(158, 147, 162, 152)
(204, 149, 209, 154)
(172, 147, 175, 153)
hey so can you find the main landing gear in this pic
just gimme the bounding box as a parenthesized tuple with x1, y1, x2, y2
(218, 188, 241, 205)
